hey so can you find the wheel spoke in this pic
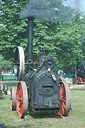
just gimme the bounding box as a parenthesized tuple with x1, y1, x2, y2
(62, 98, 66, 102)
(62, 101, 66, 109)
(62, 104, 64, 115)
(19, 101, 23, 108)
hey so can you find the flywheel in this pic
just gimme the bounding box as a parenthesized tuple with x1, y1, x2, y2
(14, 46, 25, 81)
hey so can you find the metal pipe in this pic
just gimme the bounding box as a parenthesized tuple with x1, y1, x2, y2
(27, 17, 34, 61)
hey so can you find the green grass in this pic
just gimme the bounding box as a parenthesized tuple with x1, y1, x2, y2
(0, 84, 85, 128)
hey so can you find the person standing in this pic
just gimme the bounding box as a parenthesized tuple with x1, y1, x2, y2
(58, 69, 63, 77)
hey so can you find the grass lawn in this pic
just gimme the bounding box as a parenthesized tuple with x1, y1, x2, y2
(0, 83, 85, 128)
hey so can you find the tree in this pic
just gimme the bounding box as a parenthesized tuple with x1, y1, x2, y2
(0, 55, 12, 70)
(0, 0, 28, 60)
(0, 0, 85, 72)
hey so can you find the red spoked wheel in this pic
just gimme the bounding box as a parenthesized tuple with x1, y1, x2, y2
(58, 78, 71, 116)
(17, 81, 28, 118)
(76, 77, 83, 84)
(10, 86, 16, 111)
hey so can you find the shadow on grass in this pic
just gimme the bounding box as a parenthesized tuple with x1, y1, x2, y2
(7, 124, 35, 128)
(28, 111, 61, 119)
(6, 112, 62, 128)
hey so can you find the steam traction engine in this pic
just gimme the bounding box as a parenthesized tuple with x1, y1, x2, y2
(72, 40, 85, 84)
(10, 17, 71, 118)
(72, 62, 85, 84)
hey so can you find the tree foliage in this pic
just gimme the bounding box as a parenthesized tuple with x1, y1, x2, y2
(0, 0, 28, 60)
(0, 55, 12, 70)
(0, 0, 85, 72)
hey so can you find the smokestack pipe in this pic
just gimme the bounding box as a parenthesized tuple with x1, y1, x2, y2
(27, 17, 34, 61)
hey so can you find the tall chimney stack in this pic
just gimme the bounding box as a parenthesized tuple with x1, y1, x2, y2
(27, 17, 34, 62)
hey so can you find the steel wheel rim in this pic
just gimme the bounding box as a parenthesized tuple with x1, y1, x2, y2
(11, 90, 12, 109)
(10, 87, 16, 110)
